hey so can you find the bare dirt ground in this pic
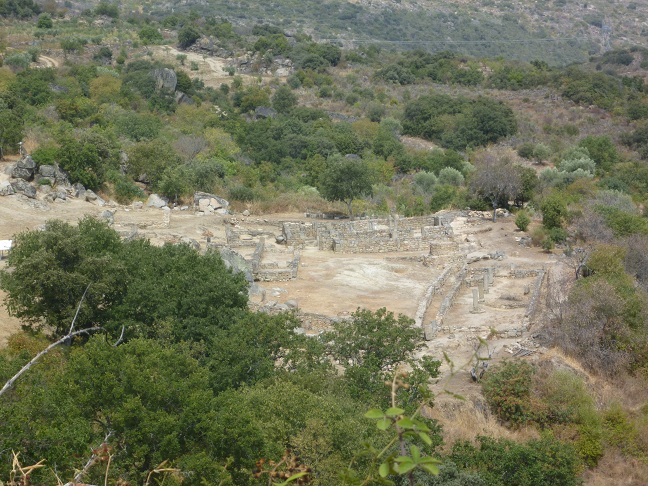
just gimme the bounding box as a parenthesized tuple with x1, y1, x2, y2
(149, 46, 279, 88)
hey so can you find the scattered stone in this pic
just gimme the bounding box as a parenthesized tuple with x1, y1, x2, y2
(85, 189, 98, 201)
(242, 209, 250, 216)
(275, 235, 286, 244)
(100, 210, 115, 225)
(146, 193, 168, 208)
(0, 181, 15, 196)
(132, 201, 144, 210)
(285, 299, 299, 309)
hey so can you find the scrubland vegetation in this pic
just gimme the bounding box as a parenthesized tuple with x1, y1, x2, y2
(1, 0, 648, 484)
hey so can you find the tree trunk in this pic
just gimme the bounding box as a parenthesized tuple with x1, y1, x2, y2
(346, 200, 354, 220)
(492, 201, 497, 223)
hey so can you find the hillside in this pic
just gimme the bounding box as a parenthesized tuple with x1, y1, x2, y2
(1, 2, 648, 485)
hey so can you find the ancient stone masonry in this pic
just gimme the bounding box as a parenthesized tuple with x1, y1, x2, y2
(282, 214, 453, 253)
(524, 269, 546, 320)
(436, 266, 468, 326)
(414, 264, 455, 328)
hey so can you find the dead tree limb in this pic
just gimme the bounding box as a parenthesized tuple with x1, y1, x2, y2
(0, 284, 102, 399)
(0, 327, 103, 398)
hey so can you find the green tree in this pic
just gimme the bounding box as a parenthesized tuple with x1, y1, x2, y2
(178, 25, 201, 49)
(94, 1, 119, 18)
(579, 135, 618, 172)
(138, 25, 163, 44)
(540, 194, 567, 230)
(272, 84, 297, 113)
(318, 156, 374, 218)
(36, 12, 52, 28)
(0, 218, 127, 336)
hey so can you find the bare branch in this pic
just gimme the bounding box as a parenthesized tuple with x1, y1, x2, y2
(112, 326, 125, 347)
(0, 327, 103, 398)
(69, 284, 91, 335)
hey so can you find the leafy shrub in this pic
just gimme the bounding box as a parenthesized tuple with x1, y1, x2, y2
(482, 360, 536, 426)
(515, 211, 530, 231)
(228, 184, 256, 202)
(449, 435, 582, 486)
(438, 167, 464, 187)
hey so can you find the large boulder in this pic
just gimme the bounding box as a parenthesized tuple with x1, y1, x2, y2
(72, 182, 86, 198)
(0, 181, 15, 196)
(152, 68, 177, 92)
(16, 155, 36, 171)
(146, 193, 168, 208)
(10, 166, 33, 181)
(10, 179, 36, 198)
(39, 165, 57, 179)
(194, 192, 229, 212)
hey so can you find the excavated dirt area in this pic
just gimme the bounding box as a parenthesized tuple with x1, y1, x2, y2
(0, 156, 563, 408)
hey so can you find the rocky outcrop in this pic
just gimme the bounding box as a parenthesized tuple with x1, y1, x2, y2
(146, 193, 168, 208)
(152, 68, 177, 92)
(194, 192, 229, 214)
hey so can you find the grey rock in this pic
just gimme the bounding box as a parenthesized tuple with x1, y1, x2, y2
(38, 183, 52, 194)
(0, 181, 15, 196)
(146, 193, 167, 208)
(180, 237, 200, 250)
(180, 205, 189, 211)
(175, 91, 194, 105)
(85, 189, 98, 201)
(11, 166, 33, 181)
(151, 68, 177, 92)
(218, 247, 254, 283)
(275, 235, 286, 244)
(242, 209, 250, 216)
(39, 165, 57, 178)
(194, 191, 229, 209)
(54, 168, 69, 184)
(16, 155, 36, 170)
(254, 106, 277, 119)
(100, 210, 115, 225)
(285, 299, 299, 309)
(10, 179, 36, 198)
(72, 183, 86, 198)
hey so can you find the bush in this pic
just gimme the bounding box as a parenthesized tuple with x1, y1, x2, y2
(515, 211, 530, 231)
(540, 194, 567, 229)
(438, 167, 465, 187)
(482, 360, 536, 426)
(449, 435, 582, 486)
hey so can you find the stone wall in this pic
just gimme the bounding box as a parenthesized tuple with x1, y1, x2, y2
(282, 215, 452, 253)
(436, 266, 467, 326)
(524, 269, 546, 319)
(414, 264, 455, 327)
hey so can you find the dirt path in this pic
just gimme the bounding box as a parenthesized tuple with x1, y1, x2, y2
(150, 46, 271, 88)
(37, 55, 60, 68)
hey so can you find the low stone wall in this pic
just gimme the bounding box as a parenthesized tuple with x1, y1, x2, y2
(414, 264, 455, 327)
(524, 269, 546, 319)
(225, 227, 258, 247)
(436, 266, 467, 326)
(283, 214, 452, 253)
